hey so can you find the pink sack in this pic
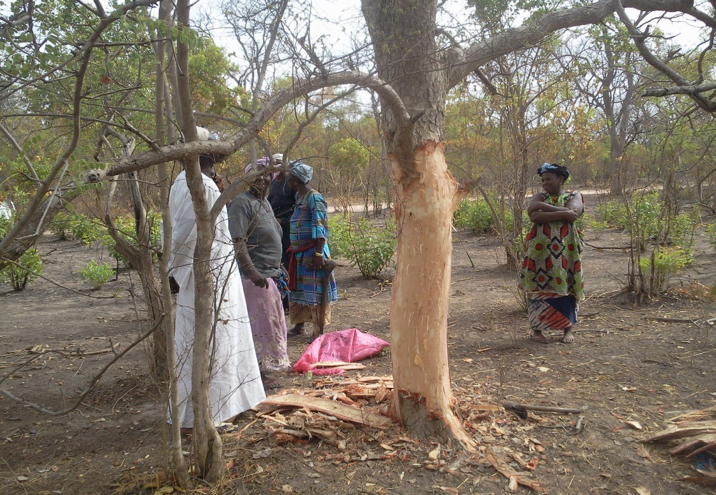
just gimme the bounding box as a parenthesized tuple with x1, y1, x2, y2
(293, 328, 390, 375)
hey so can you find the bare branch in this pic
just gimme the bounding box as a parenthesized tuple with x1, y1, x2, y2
(106, 71, 411, 177)
(644, 81, 716, 97)
(449, 0, 699, 88)
(615, 0, 716, 112)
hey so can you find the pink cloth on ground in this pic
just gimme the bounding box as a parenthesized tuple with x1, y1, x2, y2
(293, 328, 390, 375)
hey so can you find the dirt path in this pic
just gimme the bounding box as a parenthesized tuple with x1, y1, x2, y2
(1, 220, 715, 494)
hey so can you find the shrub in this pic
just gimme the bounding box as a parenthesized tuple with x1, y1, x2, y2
(49, 211, 73, 240)
(0, 248, 43, 291)
(454, 199, 494, 233)
(598, 192, 695, 248)
(0, 215, 44, 291)
(638, 246, 692, 295)
(596, 199, 628, 229)
(329, 214, 396, 279)
(69, 212, 105, 246)
(80, 259, 115, 289)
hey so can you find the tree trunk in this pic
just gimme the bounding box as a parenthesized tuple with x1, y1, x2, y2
(389, 142, 474, 446)
(175, 0, 223, 481)
(362, 0, 473, 447)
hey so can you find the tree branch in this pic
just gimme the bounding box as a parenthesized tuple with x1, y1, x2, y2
(106, 71, 410, 177)
(448, 0, 698, 89)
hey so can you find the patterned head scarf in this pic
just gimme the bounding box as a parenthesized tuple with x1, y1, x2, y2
(289, 161, 313, 184)
(538, 163, 570, 183)
(244, 156, 278, 179)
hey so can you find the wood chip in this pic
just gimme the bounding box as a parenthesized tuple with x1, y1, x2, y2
(485, 447, 545, 492)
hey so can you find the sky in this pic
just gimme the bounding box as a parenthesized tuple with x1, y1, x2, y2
(192, 0, 706, 76)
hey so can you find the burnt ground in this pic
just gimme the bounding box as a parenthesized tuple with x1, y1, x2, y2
(1, 209, 715, 494)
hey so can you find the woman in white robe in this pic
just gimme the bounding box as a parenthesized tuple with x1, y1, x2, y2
(168, 163, 265, 429)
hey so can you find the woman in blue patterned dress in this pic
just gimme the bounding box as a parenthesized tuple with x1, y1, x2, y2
(285, 161, 338, 337)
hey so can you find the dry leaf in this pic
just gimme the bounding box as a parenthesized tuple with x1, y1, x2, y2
(634, 487, 650, 495)
(16, 476, 28, 482)
(637, 445, 651, 459)
(508, 476, 519, 492)
(281, 485, 294, 493)
(626, 421, 643, 430)
(462, 358, 473, 363)
(537, 366, 550, 372)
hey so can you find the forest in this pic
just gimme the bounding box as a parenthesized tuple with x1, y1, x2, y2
(1, 0, 715, 493)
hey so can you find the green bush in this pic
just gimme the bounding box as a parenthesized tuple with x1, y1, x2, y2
(638, 246, 692, 294)
(49, 211, 73, 240)
(595, 199, 628, 229)
(80, 259, 115, 289)
(454, 199, 494, 233)
(68, 212, 106, 246)
(0, 215, 44, 291)
(0, 248, 43, 291)
(327, 214, 352, 259)
(329, 214, 396, 279)
(597, 192, 695, 247)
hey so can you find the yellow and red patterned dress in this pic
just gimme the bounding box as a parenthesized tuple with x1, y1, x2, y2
(519, 191, 584, 332)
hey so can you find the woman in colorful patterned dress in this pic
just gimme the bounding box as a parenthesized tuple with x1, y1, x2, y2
(285, 161, 338, 339)
(519, 163, 584, 343)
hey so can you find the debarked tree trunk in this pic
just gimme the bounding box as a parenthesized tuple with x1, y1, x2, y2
(388, 142, 474, 446)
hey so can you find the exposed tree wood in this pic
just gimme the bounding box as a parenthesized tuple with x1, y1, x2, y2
(645, 422, 716, 443)
(262, 394, 394, 429)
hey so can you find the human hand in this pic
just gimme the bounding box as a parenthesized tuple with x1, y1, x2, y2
(564, 210, 579, 223)
(312, 254, 325, 270)
(212, 173, 225, 193)
(169, 276, 180, 294)
(248, 268, 269, 289)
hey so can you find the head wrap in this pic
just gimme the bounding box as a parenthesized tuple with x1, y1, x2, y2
(538, 162, 570, 183)
(289, 161, 313, 184)
(244, 156, 278, 179)
(272, 153, 283, 163)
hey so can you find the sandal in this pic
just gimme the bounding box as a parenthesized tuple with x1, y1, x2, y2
(530, 331, 548, 343)
(216, 423, 239, 434)
(561, 330, 575, 344)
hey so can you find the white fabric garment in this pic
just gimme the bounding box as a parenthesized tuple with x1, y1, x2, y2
(168, 170, 265, 428)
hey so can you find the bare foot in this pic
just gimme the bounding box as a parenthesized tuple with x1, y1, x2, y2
(561, 329, 575, 343)
(531, 331, 548, 343)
